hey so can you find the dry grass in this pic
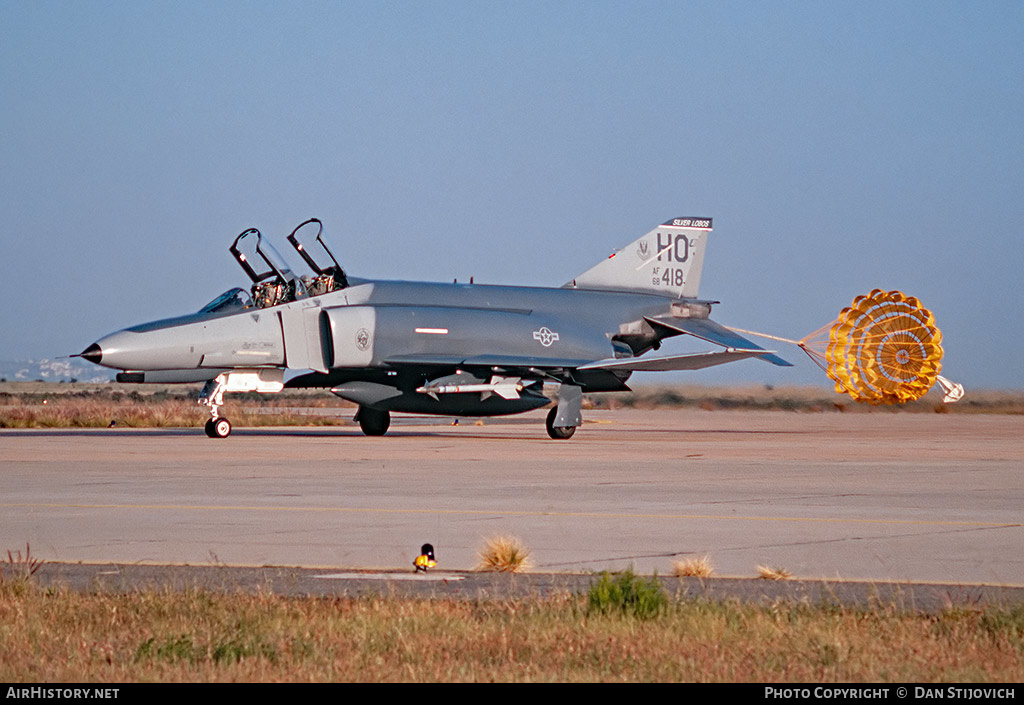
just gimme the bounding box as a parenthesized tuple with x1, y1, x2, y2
(0, 395, 351, 429)
(2, 543, 42, 583)
(476, 535, 532, 573)
(673, 556, 714, 578)
(1, 382, 1021, 430)
(1, 582, 1022, 682)
(757, 565, 793, 581)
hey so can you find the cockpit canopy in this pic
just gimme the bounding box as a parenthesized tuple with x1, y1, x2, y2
(288, 218, 348, 295)
(228, 219, 348, 309)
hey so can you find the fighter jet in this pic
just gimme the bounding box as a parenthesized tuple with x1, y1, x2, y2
(79, 217, 790, 439)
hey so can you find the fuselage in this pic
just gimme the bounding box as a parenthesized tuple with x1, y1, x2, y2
(78, 215, 737, 434)
(83, 278, 682, 380)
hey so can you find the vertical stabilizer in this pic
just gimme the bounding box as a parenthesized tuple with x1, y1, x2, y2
(564, 217, 712, 298)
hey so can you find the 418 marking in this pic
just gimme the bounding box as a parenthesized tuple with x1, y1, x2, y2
(651, 268, 686, 286)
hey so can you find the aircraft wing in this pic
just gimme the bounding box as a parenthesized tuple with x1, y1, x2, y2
(383, 353, 594, 369)
(373, 348, 769, 395)
(387, 349, 771, 373)
(645, 316, 793, 367)
(578, 349, 770, 372)
(385, 346, 779, 374)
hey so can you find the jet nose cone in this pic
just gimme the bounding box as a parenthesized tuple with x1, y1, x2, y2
(80, 343, 103, 365)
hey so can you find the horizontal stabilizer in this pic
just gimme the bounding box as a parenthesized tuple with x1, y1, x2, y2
(645, 317, 792, 367)
(578, 349, 770, 372)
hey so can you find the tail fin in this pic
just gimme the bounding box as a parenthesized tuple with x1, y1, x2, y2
(564, 217, 711, 298)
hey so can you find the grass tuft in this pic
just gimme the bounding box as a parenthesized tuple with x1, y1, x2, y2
(477, 535, 532, 572)
(673, 555, 714, 578)
(979, 605, 1024, 647)
(587, 568, 668, 619)
(756, 565, 792, 581)
(3, 543, 42, 584)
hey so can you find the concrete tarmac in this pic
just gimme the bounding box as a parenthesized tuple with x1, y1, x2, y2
(2, 409, 1021, 585)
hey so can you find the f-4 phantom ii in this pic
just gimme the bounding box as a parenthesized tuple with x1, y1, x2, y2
(80, 217, 790, 439)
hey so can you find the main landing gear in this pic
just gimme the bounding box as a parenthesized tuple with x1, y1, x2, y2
(545, 408, 576, 439)
(355, 405, 390, 436)
(545, 383, 582, 440)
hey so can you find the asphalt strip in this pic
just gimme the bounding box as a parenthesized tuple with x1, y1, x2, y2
(314, 572, 465, 581)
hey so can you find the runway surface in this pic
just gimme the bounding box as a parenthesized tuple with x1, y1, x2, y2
(2, 409, 1021, 585)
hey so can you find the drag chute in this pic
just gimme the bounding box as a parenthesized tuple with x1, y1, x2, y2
(729, 289, 959, 405)
(799, 289, 943, 404)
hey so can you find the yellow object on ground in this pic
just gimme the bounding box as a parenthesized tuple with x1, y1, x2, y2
(414, 543, 437, 572)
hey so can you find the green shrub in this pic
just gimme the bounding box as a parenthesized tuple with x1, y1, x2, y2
(587, 568, 668, 619)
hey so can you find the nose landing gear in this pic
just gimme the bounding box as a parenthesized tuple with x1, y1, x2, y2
(196, 370, 285, 439)
(205, 417, 232, 438)
(199, 376, 231, 438)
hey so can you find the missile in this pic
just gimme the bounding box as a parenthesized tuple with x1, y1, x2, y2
(416, 375, 536, 401)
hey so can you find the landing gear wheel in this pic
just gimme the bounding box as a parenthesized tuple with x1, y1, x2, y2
(546, 408, 576, 440)
(205, 417, 232, 438)
(357, 406, 390, 436)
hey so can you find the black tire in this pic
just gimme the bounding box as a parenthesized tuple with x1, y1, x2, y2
(545, 408, 576, 440)
(205, 417, 231, 438)
(358, 406, 390, 436)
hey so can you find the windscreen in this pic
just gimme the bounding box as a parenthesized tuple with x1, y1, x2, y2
(199, 288, 252, 314)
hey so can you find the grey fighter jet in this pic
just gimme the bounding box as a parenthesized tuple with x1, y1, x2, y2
(79, 217, 790, 439)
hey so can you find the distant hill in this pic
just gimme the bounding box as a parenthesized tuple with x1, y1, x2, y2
(0, 359, 114, 383)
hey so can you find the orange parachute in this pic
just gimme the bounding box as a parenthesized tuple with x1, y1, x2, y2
(730, 289, 959, 405)
(799, 290, 943, 404)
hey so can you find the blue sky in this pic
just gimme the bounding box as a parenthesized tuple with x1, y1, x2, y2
(2, 1, 1021, 389)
